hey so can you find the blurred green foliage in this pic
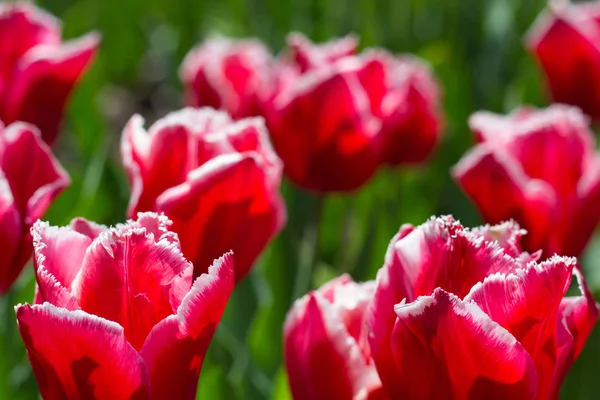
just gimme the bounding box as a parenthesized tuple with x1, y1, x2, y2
(1, 0, 599, 399)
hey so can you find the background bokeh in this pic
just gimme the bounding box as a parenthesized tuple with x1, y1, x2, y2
(1, 0, 599, 398)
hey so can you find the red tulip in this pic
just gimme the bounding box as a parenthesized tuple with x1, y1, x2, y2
(17, 213, 234, 400)
(366, 216, 598, 399)
(453, 105, 600, 258)
(0, 121, 69, 294)
(0, 3, 99, 144)
(526, 1, 600, 120)
(180, 36, 275, 119)
(266, 58, 382, 192)
(284, 274, 387, 400)
(265, 34, 442, 192)
(121, 107, 285, 282)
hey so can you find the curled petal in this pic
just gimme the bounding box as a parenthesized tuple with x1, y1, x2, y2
(389, 288, 538, 399)
(16, 303, 150, 400)
(140, 253, 234, 399)
(32, 220, 91, 291)
(69, 217, 107, 240)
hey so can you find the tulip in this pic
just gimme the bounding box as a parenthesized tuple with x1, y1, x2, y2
(284, 274, 387, 400)
(0, 3, 99, 144)
(453, 104, 600, 258)
(0, 121, 69, 294)
(180, 36, 275, 119)
(367, 216, 598, 399)
(265, 34, 442, 192)
(121, 107, 286, 282)
(17, 212, 234, 400)
(526, 1, 600, 120)
(181, 34, 442, 193)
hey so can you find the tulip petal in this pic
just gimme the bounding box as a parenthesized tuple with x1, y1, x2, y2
(379, 58, 442, 165)
(559, 155, 600, 256)
(33, 267, 78, 310)
(31, 220, 90, 307)
(156, 153, 285, 281)
(390, 288, 538, 399)
(470, 220, 528, 259)
(284, 293, 370, 400)
(121, 114, 193, 216)
(526, 7, 600, 120)
(452, 145, 556, 253)
(140, 253, 234, 400)
(32, 220, 91, 291)
(2, 33, 99, 144)
(535, 267, 599, 399)
(0, 122, 69, 221)
(72, 220, 192, 350)
(16, 303, 150, 400)
(69, 217, 107, 240)
(0, 172, 21, 294)
(0, 3, 60, 90)
(474, 106, 593, 199)
(121, 109, 232, 216)
(465, 257, 572, 347)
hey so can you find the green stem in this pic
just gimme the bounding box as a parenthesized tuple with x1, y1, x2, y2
(291, 194, 325, 300)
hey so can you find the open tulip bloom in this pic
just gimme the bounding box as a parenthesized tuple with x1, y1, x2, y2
(181, 33, 443, 193)
(367, 216, 598, 399)
(121, 107, 286, 282)
(0, 3, 99, 145)
(16, 213, 234, 400)
(453, 104, 600, 258)
(0, 121, 69, 294)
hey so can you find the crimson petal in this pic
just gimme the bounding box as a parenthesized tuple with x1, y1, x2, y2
(140, 253, 234, 400)
(16, 303, 150, 400)
(390, 288, 538, 399)
(156, 153, 285, 281)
